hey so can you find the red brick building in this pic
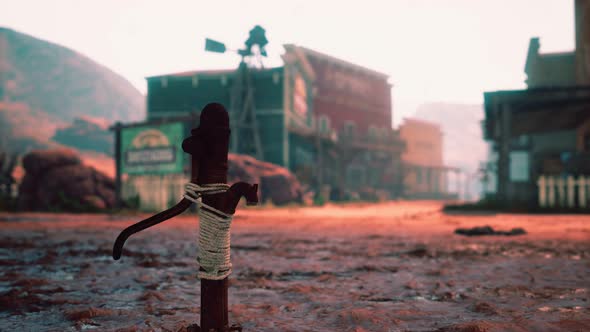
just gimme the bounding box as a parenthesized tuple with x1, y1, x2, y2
(283, 45, 405, 196)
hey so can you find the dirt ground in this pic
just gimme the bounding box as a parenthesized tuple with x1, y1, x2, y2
(1, 201, 589, 332)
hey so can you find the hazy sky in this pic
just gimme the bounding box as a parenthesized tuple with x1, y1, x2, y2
(0, 0, 575, 126)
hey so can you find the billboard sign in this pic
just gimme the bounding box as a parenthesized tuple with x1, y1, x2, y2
(121, 122, 185, 174)
(293, 71, 308, 117)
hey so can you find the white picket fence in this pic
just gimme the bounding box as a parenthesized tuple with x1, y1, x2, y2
(537, 175, 590, 209)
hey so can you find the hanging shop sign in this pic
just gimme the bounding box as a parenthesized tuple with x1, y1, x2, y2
(121, 122, 185, 174)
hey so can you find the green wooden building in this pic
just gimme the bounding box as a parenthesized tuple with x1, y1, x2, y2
(115, 45, 405, 210)
(146, 63, 315, 171)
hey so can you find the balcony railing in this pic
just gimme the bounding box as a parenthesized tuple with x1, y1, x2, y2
(338, 128, 404, 147)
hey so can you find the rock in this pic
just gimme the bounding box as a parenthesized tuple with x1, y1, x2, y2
(95, 184, 116, 207)
(260, 171, 302, 205)
(93, 170, 115, 189)
(65, 307, 117, 321)
(437, 320, 527, 332)
(17, 149, 116, 211)
(81, 195, 107, 210)
(455, 226, 527, 237)
(21, 149, 81, 176)
(472, 302, 499, 315)
(228, 153, 303, 205)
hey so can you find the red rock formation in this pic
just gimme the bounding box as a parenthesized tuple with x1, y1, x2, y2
(228, 153, 303, 205)
(17, 149, 115, 211)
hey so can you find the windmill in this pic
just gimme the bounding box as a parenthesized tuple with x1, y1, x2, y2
(205, 26, 268, 160)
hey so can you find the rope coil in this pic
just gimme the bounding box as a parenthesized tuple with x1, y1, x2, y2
(184, 183, 234, 280)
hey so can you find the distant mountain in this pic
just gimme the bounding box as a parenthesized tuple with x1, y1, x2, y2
(0, 27, 145, 154)
(412, 102, 488, 199)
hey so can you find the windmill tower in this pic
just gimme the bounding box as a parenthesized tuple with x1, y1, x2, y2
(205, 26, 268, 160)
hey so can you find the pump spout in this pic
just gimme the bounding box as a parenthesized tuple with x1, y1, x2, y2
(112, 198, 193, 260)
(112, 182, 258, 260)
(222, 182, 259, 214)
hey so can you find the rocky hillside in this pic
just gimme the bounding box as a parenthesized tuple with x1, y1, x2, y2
(0, 27, 144, 154)
(52, 116, 114, 156)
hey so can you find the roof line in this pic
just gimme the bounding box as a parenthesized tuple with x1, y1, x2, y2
(146, 69, 234, 80)
(484, 85, 590, 95)
(283, 44, 389, 79)
(538, 51, 575, 58)
(145, 66, 283, 80)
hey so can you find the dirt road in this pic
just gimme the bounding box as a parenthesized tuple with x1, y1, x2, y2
(1, 201, 589, 331)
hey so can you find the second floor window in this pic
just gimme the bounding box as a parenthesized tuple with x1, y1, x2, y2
(343, 121, 356, 138)
(368, 126, 378, 141)
(319, 115, 330, 134)
(584, 134, 590, 152)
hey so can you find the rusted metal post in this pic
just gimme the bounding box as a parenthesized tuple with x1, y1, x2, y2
(112, 103, 258, 332)
(112, 122, 123, 208)
(184, 103, 237, 331)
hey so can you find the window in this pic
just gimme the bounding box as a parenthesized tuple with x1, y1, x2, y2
(343, 121, 356, 138)
(416, 167, 422, 184)
(346, 167, 365, 188)
(509, 151, 529, 182)
(319, 115, 330, 133)
(584, 134, 590, 151)
(368, 126, 378, 141)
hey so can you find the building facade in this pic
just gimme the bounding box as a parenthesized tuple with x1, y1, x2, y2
(115, 45, 405, 210)
(282, 45, 405, 196)
(483, 0, 590, 207)
(398, 118, 456, 199)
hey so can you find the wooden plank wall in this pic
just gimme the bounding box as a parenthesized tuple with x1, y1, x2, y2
(122, 174, 190, 211)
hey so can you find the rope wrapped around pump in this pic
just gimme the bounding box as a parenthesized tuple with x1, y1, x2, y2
(184, 182, 234, 280)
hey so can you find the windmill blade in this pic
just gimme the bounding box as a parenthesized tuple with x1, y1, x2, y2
(205, 38, 227, 53)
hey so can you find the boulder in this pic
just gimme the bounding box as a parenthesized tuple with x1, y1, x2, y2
(260, 171, 303, 206)
(21, 149, 81, 176)
(81, 195, 107, 210)
(17, 149, 116, 211)
(228, 153, 303, 205)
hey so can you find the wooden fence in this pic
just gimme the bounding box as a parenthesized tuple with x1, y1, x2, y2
(537, 175, 590, 209)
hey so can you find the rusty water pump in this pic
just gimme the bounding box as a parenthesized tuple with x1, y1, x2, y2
(112, 103, 258, 332)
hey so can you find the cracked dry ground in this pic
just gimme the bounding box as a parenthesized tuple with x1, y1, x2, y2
(1, 201, 589, 332)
